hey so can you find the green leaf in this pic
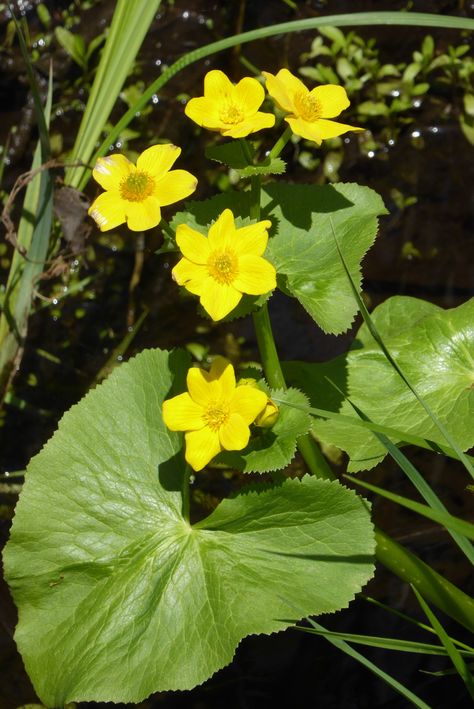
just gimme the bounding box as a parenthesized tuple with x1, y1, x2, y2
(205, 140, 251, 169)
(55, 27, 87, 69)
(217, 387, 312, 473)
(4, 349, 375, 706)
(237, 157, 286, 177)
(285, 296, 474, 471)
(262, 183, 387, 333)
(204, 142, 286, 177)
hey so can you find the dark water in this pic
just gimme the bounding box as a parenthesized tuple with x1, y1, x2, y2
(1, 0, 474, 707)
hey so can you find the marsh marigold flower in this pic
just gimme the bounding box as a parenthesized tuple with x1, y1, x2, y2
(262, 69, 362, 145)
(185, 69, 275, 138)
(162, 357, 268, 471)
(88, 144, 197, 232)
(172, 208, 276, 321)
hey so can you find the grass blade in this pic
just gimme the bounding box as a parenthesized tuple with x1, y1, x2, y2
(295, 625, 474, 658)
(412, 586, 474, 700)
(65, 0, 162, 188)
(304, 618, 432, 709)
(0, 60, 53, 400)
(346, 474, 474, 543)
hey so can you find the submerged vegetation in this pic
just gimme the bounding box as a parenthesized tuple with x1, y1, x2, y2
(0, 2, 474, 708)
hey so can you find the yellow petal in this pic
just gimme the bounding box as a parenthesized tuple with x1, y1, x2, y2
(154, 169, 197, 207)
(187, 366, 213, 405)
(125, 196, 161, 231)
(234, 76, 265, 113)
(88, 191, 126, 232)
(136, 144, 181, 180)
(262, 69, 304, 113)
(233, 254, 276, 295)
(92, 154, 133, 191)
(234, 220, 271, 257)
(311, 85, 350, 118)
(185, 427, 221, 471)
(199, 279, 242, 321)
(230, 385, 267, 424)
(210, 357, 235, 398)
(175, 224, 210, 264)
(184, 97, 223, 129)
(315, 117, 363, 139)
(285, 116, 323, 144)
(172, 258, 207, 295)
(219, 413, 250, 451)
(221, 111, 275, 138)
(162, 392, 204, 431)
(208, 209, 235, 250)
(203, 69, 236, 102)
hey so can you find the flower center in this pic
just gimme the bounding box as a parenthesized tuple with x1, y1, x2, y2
(120, 171, 155, 202)
(203, 400, 230, 431)
(219, 102, 245, 125)
(207, 248, 239, 284)
(293, 91, 321, 122)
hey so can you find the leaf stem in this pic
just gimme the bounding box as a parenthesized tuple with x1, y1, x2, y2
(160, 217, 175, 241)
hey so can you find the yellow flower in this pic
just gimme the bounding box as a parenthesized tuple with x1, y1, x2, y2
(185, 69, 275, 138)
(262, 69, 362, 145)
(88, 144, 197, 232)
(162, 357, 268, 471)
(172, 209, 277, 321)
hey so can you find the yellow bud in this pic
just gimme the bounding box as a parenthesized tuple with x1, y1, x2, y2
(255, 398, 279, 428)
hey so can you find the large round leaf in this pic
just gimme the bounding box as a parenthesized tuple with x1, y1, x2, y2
(4, 349, 375, 706)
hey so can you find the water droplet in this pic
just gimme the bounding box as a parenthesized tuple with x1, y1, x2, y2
(117, 355, 123, 362)
(52, 298, 59, 305)
(411, 130, 421, 138)
(367, 150, 375, 158)
(182, 10, 190, 18)
(388, 139, 395, 146)
(152, 94, 159, 104)
(155, 59, 162, 67)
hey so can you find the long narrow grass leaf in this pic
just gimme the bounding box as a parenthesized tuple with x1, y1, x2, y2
(65, 0, 162, 187)
(304, 618, 432, 709)
(347, 475, 474, 542)
(9, 7, 50, 161)
(273, 395, 474, 467)
(361, 595, 474, 653)
(320, 377, 474, 564)
(295, 625, 474, 657)
(412, 587, 474, 700)
(0, 65, 53, 398)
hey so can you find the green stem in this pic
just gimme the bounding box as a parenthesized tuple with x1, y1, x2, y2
(268, 125, 292, 160)
(160, 217, 175, 241)
(182, 464, 191, 523)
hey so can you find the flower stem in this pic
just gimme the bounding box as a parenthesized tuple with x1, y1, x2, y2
(160, 217, 175, 241)
(182, 463, 191, 523)
(268, 125, 292, 160)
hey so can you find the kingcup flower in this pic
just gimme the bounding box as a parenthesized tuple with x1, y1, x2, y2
(262, 69, 362, 145)
(172, 209, 277, 321)
(88, 144, 197, 232)
(185, 69, 275, 138)
(162, 357, 268, 471)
